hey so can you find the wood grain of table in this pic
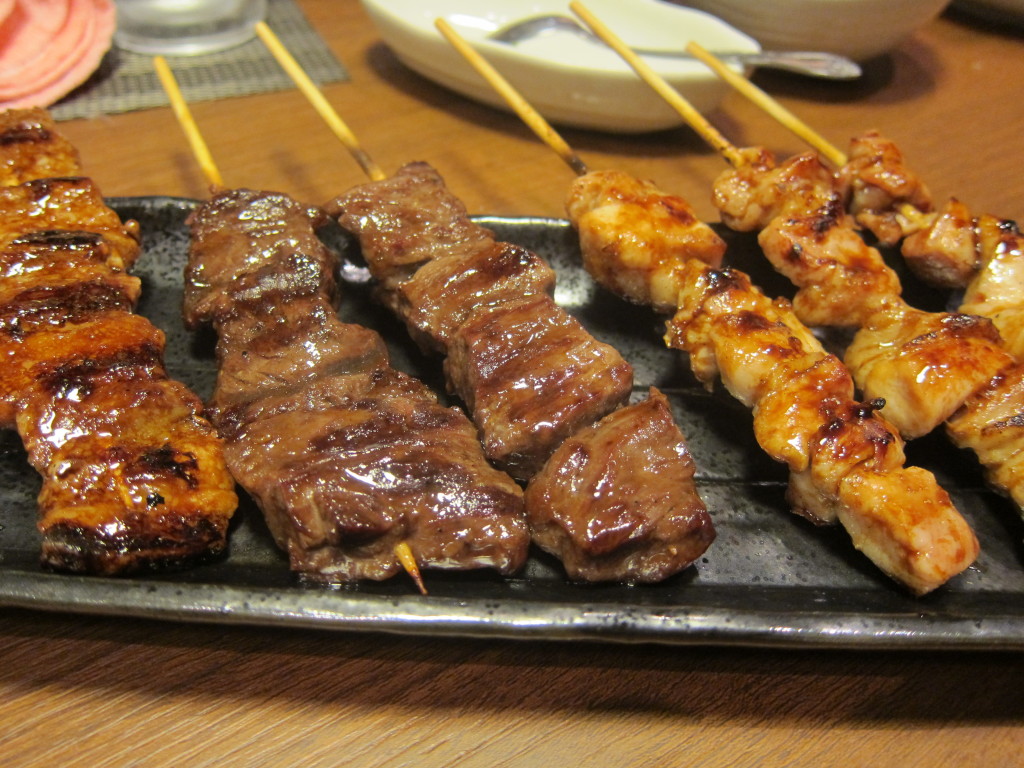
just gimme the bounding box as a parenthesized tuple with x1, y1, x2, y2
(4, 2, 1024, 765)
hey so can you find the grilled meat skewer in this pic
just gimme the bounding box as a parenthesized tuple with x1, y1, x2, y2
(566, 169, 978, 594)
(0, 107, 237, 574)
(328, 163, 714, 584)
(185, 187, 530, 581)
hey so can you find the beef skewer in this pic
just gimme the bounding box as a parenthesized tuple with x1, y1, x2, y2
(0, 106, 238, 574)
(155, 56, 529, 591)
(256, 23, 715, 584)
(437, 12, 978, 595)
(570, 4, 1024, 517)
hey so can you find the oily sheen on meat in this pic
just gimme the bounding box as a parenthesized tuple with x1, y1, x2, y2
(185, 187, 529, 582)
(329, 162, 713, 583)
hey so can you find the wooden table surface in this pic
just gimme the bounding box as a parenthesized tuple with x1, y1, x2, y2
(4, 2, 1024, 765)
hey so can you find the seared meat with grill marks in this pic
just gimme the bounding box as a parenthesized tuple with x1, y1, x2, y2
(1, 176, 141, 269)
(329, 162, 634, 480)
(186, 187, 529, 582)
(445, 292, 633, 479)
(0, 108, 237, 574)
(525, 388, 713, 583)
(328, 162, 712, 583)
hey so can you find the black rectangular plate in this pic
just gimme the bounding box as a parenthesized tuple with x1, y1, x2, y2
(2, 196, 1023, 650)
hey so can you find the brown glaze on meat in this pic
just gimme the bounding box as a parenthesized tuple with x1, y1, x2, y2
(947, 363, 1024, 510)
(844, 306, 1012, 438)
(0, 108, 82, 185)
(0, 176, 141, 269)
(526, 388, 712, 583)
(566, 169, 726, 312)
(329, 163, 712, 582)
(665, 259, 977, 594)
(186, 187, 529, 582)
(836, 131, 934, 246)
(712, 148, 838, 233)
(757, 198, 903, 328)
(445, 293, 632, 480)
(329, 162, 633, 481)
(961, 215, 1024, 361)
(0, 108, 237, 575)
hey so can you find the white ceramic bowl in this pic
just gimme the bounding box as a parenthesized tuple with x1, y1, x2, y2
(360, 0, 761, 133)
(677, 0, 952, 61)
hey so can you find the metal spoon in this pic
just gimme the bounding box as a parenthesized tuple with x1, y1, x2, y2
(486, 15, 862, 80)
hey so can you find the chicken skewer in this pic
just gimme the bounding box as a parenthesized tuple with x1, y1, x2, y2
(0, 106, 238, 574)
(156, 56, 530, 593)
(571, 3, 1024, 515)
(435, 14, 977, 595)
(257, 22, 715, 584)
(687, 45, 1024, 357)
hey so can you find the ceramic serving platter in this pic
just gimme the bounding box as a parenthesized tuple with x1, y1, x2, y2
(2, 196, 1023, 650)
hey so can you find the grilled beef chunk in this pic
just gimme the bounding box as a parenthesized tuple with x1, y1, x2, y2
(526, 389, 713, 583)
(186, 187, 529, 582)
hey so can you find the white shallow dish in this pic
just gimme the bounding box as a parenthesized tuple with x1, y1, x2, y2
(676, 0, 952, 61)
(360, 0, 761, 133)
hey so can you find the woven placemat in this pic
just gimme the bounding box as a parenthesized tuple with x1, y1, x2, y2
(51, 0, 349, 121)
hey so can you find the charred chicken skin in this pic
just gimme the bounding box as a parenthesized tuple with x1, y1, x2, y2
(0, 108, 237, 574)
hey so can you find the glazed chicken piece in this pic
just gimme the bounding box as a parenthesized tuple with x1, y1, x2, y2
(566, 169, 726, 312)
(959, 215, 1024, 360)
(329, 162, 713, 583)
(835, 130, 934, 246)
(665, 259, 977, 594)
(186, 187, 530, 582)
(947, 363, 1024, 510)
(844, 304, 1011, 438)
(711, 147, 838, 232)
(756, 198, 903, 327)
(901, 197, 980, 289)
(0, 108, 237, 575)
(0, 107, 82, 185)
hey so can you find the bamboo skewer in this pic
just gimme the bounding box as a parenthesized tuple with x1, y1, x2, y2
(434, 19, 588, 176)
(153, 53, 428, 596)
(153, 56, 224, 189)
(434, 19, 589, 177)
(253, 21, 386, 182)
(677, 41, 934, 231)
(568, 1, 743, 167)
(683, 42, 847, 167)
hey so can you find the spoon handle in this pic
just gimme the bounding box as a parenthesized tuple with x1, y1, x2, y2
(637, 48, 862, 80)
